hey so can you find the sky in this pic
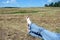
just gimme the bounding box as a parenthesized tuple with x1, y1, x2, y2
(0, 0, 60, 7)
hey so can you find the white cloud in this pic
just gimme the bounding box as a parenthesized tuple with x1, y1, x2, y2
(1, 0, 20, 7)
(48, 0, 53, 2)
(6, 0, 10, 3)
(2, 0, 17, 4)
(48, 0, 60, 2)
(10, 0, 16, 3)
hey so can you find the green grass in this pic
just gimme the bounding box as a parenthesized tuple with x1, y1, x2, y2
(0, 7, 60, 14)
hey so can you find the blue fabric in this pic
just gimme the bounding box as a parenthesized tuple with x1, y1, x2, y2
(28, 23, 60, 40)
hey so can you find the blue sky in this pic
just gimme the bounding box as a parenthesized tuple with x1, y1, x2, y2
(0, 0, 60, 7)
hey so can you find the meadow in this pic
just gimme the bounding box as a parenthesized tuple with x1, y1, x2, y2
(0, 7, 60, 40)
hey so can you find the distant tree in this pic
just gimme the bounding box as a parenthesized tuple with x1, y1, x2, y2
(45, 4, 48, 7)
(54, 2, 58, 7)
(58, 1, 60, 6)
(49, 2, 54, 7)
(4, 7, 20, 8)
(45, 1, 60, 7)
(54, 1, 60, 7)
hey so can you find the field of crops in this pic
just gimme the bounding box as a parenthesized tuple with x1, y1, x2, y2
(0, 7, 60, 40)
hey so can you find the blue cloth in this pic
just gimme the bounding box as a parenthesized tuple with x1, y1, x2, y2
(28, 23, 60, 40)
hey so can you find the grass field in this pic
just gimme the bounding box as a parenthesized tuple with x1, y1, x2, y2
(0, 7, 60, 40)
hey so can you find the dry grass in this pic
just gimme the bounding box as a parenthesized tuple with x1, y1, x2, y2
(0, 7, 60, 40)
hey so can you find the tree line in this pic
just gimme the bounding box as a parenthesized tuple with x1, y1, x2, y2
(45, 1, 60, 7)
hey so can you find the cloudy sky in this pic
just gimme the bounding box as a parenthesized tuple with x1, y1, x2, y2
(0, 0, 60, 7)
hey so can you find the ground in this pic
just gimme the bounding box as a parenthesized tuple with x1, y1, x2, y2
(0, 7, 60, 40)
